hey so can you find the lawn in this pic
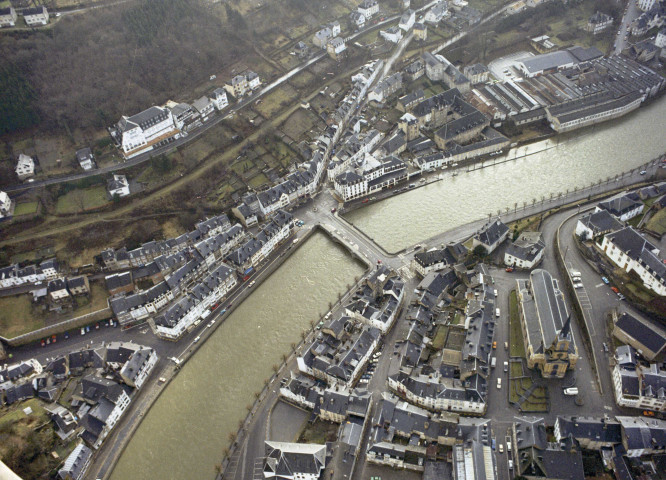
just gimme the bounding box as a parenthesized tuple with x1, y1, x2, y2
(255, 84, 300, 118)
(0, 295, 44, 338)
(56, 186, 109, 214)
(646, 208, 666, 236)
(0, 398, 49, 431)
(248, 173, 269, 189)
(431, 325, 449, 350)
(509, 290, 527, 358)
(13, 202, 39, 216)
(297, 419, 339, 444)
(280, 108, 320, 141)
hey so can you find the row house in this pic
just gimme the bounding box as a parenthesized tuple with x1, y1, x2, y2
(112, 106, 180, 159)
(0, 7, 17, 27)
(109, 281, 174, 326)
(601, 226, 666, 296)
(313, 21, 341, 48)
(224, 71, 261, 98)
(368, 72, 403, 103)
(554, 416, 622, 451)
(617, 416, 666, 457)
(23, 6, 49, 26)
(78, 375, 132, 449)
(327, 129, 383, 179)
(0, 258, 60, 289)
(118, 346, 158, 389)
(358, 0, 379, 19)
(150, 263, 237, 340)
(192, 96, 215, 121)
(333, 153, 406, 202)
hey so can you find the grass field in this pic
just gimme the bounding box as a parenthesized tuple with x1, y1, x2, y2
(280, 108, 320, 141)
(0, 295, 44, 338)
(0, 398, 49, 431)
(255, 84, 300, 118)
(647, 208, 666, 235)
(297, 419, 339, 444)
(13, 202, 39, 216)
(509, 290, 527, 358)
(56, 186, 109, 214)
(431, 325, 449, 350)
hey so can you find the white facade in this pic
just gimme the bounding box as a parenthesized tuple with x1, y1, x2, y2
(0, 7, 17, 27)
(0, 191, 12, 218)
(117, 106, 179, 158)
(638, 0, 656, 12)
(23, 6, 49, 26)
(380, 27, 403, 43)
(399, 10, 415, 31)
(15, 154, 35, 180)
(425, 1, 448, 24)
(92, 390, 131, 449)
(601, 229, 666, 296)
(504, 249, 543, 270)
(388, 375, 486, 414)
(211, 88, 229, 110)
(612, 364, 666, 412)
(120, 349, 158, 389)
(358, 0, 379, 18)
(247, 71, 261, 90)
(108, 174, 130, 198)
(656, 29, 666, 48)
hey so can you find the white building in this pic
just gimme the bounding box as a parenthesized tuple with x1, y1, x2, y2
(424, 1, 448, 24)
(0, 191, 12, 218)
(119, 347, 158, 389)
(264, 441, 326, 480)
(326, 37, 346, 59)
(399, 9, 415, 31)
(192, 96, 214, 121)
(210, 88, 228, 111)
(15, 153, 35, 180)
(504, 232, 545, 270)
(76, 148, 96, 171)
(350, 11, 366, 28)
(601, 227, 666, 296)
(107, 174, 130, 198)
(380, 26, 403, 43)
(246, 71, 261, 90)
(115, 106, 179, 158)
(23, 6, 49, 26)
(358, 0, 379, 19)
(0, 6, 17, 27)
(656, 28, 666, 48)
(638, 0, 657, 12)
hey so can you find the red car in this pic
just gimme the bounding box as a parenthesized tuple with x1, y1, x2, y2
(505, 267, 514, 272)
(611, 287, 619, 294)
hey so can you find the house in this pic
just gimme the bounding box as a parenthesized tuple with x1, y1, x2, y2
(530, 35, 558, 54)
(656, 27, 666, 48)
(225, 71, 260, 98)
(358, 0, 379, 19)
(587, 11, 613, 34)
(612, 345, 666, 412)
(264, 441, 326, 479)
(512, 416, 585, 480)
(78, 375, 131, 449)
(516, 269, 578, 378)
(105, 272, 133, 296)
(58, 442, 93, 480)
(398, 113, 419, 141)
(380, 26, 403, 43)
(107, 174, 130, 198)
(327, 37, 346, 60)
(399, 9, 415, 31)
(119, 346, 158, 389)
(554, 416, 622, 450)
(601, 227, 666, 296)
(0, 191, 12, 219)
(638, 0, 657, 11)
(75, 148, 96, 171)
(368, 72, 402, 102)
(413, 22, 427, 41)
(412, 249, 455, 277)
(504, 231, 545, 270)
(16, 153, 35, 180)
(472, 219, 509, 254)
(66, 276, 90, 296)
(23, 6, 49, 26)
(232, 202, 259, 228)
(246, 71, 261, 90)
(113, 106, 179, 158)
(463, 63, 489, 84)
(617, 416, 666, 457)
(0, 7, 17, 27)
(598, 195, 645, 222)
(397, 89, 425, 112)
(350, 11, 366, 28)
(575, 209, 624, 240)
(168, 102, 195, 130)
(294, 41, 309, 58)
(210, 88, 228, 111)
(313, 26, 334, 48)
(48, 279, 71, 303)
(425, 1, 447, 24)
(192, 96, 214, 121)
(612, 312, 666, 361)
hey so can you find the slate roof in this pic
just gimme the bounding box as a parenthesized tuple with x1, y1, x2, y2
(598, 195, 642, 217)
(578, 209, 624, 236)
(58, 442, 92, 480)
(614, 312, 666, 355)
(264, 441, 326, 477)
(474, 219, 509, 249)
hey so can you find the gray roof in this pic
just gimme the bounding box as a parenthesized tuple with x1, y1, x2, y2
(474, 219, 509, 248)
(578, 209, 623, 236)
(58, 443, 92, 480)
(520, 50, 577, 74)
(615, 312, 666, 355)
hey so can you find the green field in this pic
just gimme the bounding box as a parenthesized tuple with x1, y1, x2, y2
(647, 208, 666, 236)
(0, 295, 44, 338)
(509, 290, 527, 358)
(56, 186, 109, 214)
(13, 202, 38, 216)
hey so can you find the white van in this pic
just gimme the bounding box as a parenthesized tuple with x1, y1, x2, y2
(495, 308, 500, 318)
(491, 357, 496, 368)
(564, 387, 578, 396)
(497, 378, 502, 389)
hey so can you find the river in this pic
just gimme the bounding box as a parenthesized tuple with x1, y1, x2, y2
(345, 97, 666, 252)
(109, 232, 365, 480)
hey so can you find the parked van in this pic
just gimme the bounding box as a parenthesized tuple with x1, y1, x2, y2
(504, 361, 509, 372)
(491, 357, 496, 368)
(564, 387, 578, 396)
(507, 440, 512, 452)
(495, 308, 500, 318)
(497, 378, 502, 389)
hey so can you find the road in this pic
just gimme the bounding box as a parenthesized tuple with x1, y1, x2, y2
(614, 0, 639, 55)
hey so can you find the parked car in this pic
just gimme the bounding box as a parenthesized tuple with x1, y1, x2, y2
(505, 267, 514, 272)
(41, 339, 45, 347)
(601, 276, 610, 284)
(611, 286, 619, 294)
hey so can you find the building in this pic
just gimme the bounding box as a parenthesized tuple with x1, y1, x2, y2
(0, 7, 17, 27)
(380, 26, 403, 43)
(638, 0, 657, 12)
(472, 219, 509, 254)
(358, 0, 379, 19)
(554, 416, 622, 451)
(224, 71, 260, 98)
(575, 209, 624, 240)
(601, 227, 666, 296)
(0, 191, 12, 219)
(15, 153, 35, 180)
(107, 174, 130, 198)
(463, 63, 489, 84)
(210, 88, 228, 111)
(617, 416, 666, 457)
(398, 113, 419, 141)
(327, 37, 346, 60)
(66, 276, 90, 296)
(57, 442, 93, 480)
(656, 27, 666, 48)
(399, 9, 415, 31)
(530, 35, 557, 54)
(350, 11, 366, 28)
(368, 72, 403, 102)
(612, 312, 666, 361)
(48, 279, 71, 303)
(414, 22, 427, 41)
(516, 269, 578, 378)
(113, 106, 179, 158)
(404, 60, 425, 81)
(612, 345, 666, 412)
(23, 6, 49, 26)
(587, 11, 613, 34)
(78, 375, 131, 449)
(192, 96, 214, 121)
(264, 441, 326, 479)
(119, 346, 158, 389)
(597, 195, 644, 222)
(425, 1, 448, 24)
(75, 148, 96, 171)
(504, 232, 545, 270)
(517, 46, 603, 77)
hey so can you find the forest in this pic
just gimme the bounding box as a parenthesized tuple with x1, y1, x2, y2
(0, 0, 245, 135)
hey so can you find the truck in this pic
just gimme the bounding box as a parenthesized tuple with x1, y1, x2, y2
(564, 387, 578, 396)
